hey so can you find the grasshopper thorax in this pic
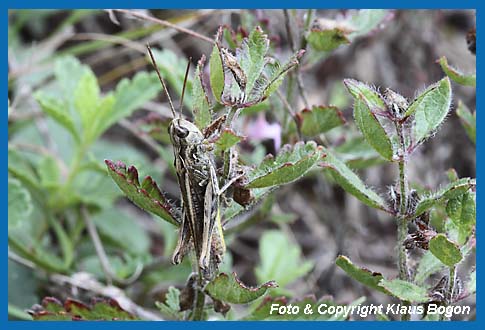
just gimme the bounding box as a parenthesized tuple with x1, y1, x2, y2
(169, 118, 204, 147)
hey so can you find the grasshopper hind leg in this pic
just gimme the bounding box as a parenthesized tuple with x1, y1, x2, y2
(172, 209, 191, 265)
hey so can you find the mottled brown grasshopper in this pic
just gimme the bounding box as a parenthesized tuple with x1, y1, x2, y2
(147, 45, 241, 280)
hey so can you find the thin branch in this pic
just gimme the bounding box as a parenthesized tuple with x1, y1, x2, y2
(114, 9, 214, 44)
(276, 89, 302, 139)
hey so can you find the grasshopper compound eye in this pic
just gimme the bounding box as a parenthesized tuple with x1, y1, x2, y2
(175, 126, 189, 138)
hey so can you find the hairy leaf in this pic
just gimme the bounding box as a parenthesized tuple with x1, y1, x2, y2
(238, 26, 269, 94)
(336, 255, 389, 294)
(446, 192, 475, 242)
(334, 136, 385, 169)
(456, 101, 476, 144)
(429, 234, 462, 267)
(407, 77, 452, 143)
(245, 141, 325, 189)
(414, 178, 475, 216)
(438, 56, 476, 87)
(378, 279, 429, 303)
(205, 272, 277, 304)
(414, 251, 445, 285)
(263, 50, 304, 99)
(155, 286, 182, 320)
(344, 79, 393, 160)
(298, 105, 346, 137)
(105, 160, 178, 226)
(192, 55, 212, 129)
(323, 149, 388, 211)
(255, 230, 313, 292)
(8, 178, 32, 227)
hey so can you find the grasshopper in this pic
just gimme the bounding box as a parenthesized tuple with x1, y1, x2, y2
(147, 45, 242, 280)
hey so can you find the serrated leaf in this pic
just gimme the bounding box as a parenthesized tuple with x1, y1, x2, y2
(438, 56, 476, 87)
(212, 129, 244, 154)
(238, 26, 269, 94)
(30, 297, 138, 321)
(298, 105, 346, 137)
(407, 77, 452, 144)
(105, 160, 178, 226)
(446, 192, 475, 241)
(378, 279, 429, 303)
(255, 230, 313, 291)
(429, 234, 462, 267)
(306, 20, 352, 51)
(210, 43, 224, 103)
(100, 71, 159, 134)
(54, 56, 90, 101)
(8, 178, 32, 227)
(155, 286, 182, 319)
(456, 101, 475, 144)
(344, 79, 393, 160)
(334, 136, 385, 169)
(415, 178, 475, 216)
(192, 55, 212, 129)
(205, 272, 277, 304)
(336, 255, 389, 295)
(34, 91, 79, 142)
(245, 141, 325, 189)
(73, 70, 100, 132)
(322, 149, 388, 211)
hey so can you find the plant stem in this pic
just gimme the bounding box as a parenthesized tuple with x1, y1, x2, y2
(192, 286, 206, 321)
(396, 122, 411, 320)
(441, 266, 456, 321)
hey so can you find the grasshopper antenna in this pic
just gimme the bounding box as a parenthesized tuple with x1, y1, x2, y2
(146, 44, 176, 118)
(178, 57, 192, 117)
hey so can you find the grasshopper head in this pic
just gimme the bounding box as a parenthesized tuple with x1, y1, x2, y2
(169, 118, 204, 146)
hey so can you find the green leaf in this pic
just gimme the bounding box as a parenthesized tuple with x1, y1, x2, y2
(429, 234, 462, 267)
(155, 286, 182, 319)
(323, 149, 388, 211)
(102, 71, 160, 133)
(38, 156, 60, 189)
(212, 128, 244, 154)
(298, 105, 346, 137)
(408, 77, 452, 143)
(34, 91, 79, 142)
(30, 297, 138, 320)
(334, 136, 385, 169)
(92, 208, 150, 256)
(239, 26, 270, 94)
(335, 255, 389, 295)
(210, 43, 224, 103)
(8, 147, 40, 189)
(192, 55, 212, 129)
(415, 177, 475, 216)
(438, 56, 476, 87)
(263, 50, 303, 99)
(105, 160, 179, 226)
(446, 192, 475, 241)
(378, 279, 429, 303)
(306, 20, 351, 51)
(205, 272, 277, 304)
(255, 230, 313, 291)
(344, 79, 393, 160)
(73, 70, 100, 132)
(414, 251, 445, 285)
(347, 10, 388, 40)
(245, 141, 325, 189)
(8, 178, 32, 228)
(456, 101, 476, 144)
(54, 56, 90, 101)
